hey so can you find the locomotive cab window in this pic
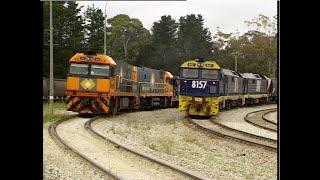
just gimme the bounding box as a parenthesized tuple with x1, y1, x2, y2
(201, 69, 219, 79)
(181, 68, 198, 78)
(90, 65, 110, 76)
(69, 63, 89, 75)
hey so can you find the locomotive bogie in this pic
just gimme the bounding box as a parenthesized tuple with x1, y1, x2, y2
(43, 77, 67, 101)
(179, 95, 219, 116)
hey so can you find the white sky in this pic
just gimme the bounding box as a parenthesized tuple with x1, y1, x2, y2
(78, 0, 277, 35)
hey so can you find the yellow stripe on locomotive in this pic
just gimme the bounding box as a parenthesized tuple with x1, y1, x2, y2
(179, 59, 221, 117)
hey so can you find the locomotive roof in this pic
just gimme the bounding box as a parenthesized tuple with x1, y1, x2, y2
(221, 69, 240, 77)
(69, 53, 116, 66)
(180, 60, 220, 69)
(240, 73, 262, 79)
(261, 75, 271, 80)
(164, 71, 173, 78)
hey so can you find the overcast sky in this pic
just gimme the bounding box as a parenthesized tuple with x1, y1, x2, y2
(78, 0, 277, 35)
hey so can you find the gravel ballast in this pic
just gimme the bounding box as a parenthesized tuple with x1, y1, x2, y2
(214, 105, 277, 140)
(264, 111, 277, 124)
(43, 123, 111, 180)
(92, 107, 277, 179)
(56, 117, 193, 179)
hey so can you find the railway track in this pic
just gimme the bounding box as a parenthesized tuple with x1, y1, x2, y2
(86, 117, 206, 180)
(244, 108, 277, 132)
(184, 116, 277, 151)
(49, 115, 205, 180)
(48, 115, 122, 179)
(262, 109, 277, 125)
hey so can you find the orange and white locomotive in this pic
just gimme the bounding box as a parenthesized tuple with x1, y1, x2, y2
(66, 52, 174, 114)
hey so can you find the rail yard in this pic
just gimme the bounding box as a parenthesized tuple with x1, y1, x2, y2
(42, 0, 279, 178)
(44, 105, 277, 180)
(43, 52, 278, 180)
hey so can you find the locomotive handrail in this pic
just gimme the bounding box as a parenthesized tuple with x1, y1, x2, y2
(138, 82, 166, 85)
(115, 75, 138, 83)
(115, 75, 138, 93)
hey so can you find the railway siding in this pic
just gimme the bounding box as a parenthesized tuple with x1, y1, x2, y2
(91, 108, 277, 179)
(245, 109, 277, 132)
(44, 122, 112, 180)
(263, 110, 277, 125)
(55, 116, 195, 180)
(214, 104, 277, 140)
(190, 119, 277, 150)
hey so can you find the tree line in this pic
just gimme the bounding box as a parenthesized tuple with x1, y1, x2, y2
(43, 2, 277, 78)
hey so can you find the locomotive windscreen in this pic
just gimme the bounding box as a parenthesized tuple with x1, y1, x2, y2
(181, 68, 198, 78)
(201, 69, 219, 79)
(70, 63, 110, 77)
(70, 64, 88, 75)
(90, 65, 110, 76)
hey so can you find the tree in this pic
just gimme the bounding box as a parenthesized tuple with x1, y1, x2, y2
(63, 2, 85, 52)
(177, 14, 213, 62)
(149, 15, 178, 72)
(84, 4, 105, 53)
(244, 15, 277, 77)
(43, 1, 85, 78)
(107, 14, 151, 64)
(212, 14, 277, 77)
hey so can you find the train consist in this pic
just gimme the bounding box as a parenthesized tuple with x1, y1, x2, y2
(178, 58, 277, 117)
(43, 54, 277, 116)
(43, 77, 66, 100)
(66, 52, 175, 114)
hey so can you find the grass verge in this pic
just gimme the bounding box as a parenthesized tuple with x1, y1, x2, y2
(43, 102, 70, 123)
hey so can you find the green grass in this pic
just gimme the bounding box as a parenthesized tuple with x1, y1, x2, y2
(110, 125, 128, 138)
(183, 134, 203, 147)
(43, 102, 69, 123)
(142, 124, 151, 131)
(164, 119, 176, 125)
(43, 102, 66, 111)
(148, 138, 174, 155)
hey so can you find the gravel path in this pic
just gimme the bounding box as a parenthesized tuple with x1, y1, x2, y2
(214, 105, 277, 140)
(43, 123, 111, 180)
(264, 111, 277, 124)
(92, 108, 277, 179)
(56, 117, 192, 180)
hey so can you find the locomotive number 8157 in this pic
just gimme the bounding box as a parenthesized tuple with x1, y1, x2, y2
(179, 58, 221, 117)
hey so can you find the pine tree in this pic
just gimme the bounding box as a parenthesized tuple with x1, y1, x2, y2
(150, 15, 178, 72)
(177, 14, 213, 61)
(84, 5, 105, 53)
(43, 2, 85, 78)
